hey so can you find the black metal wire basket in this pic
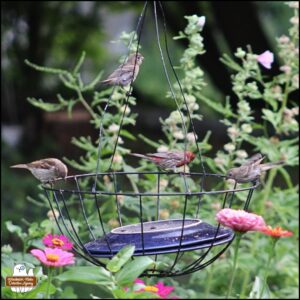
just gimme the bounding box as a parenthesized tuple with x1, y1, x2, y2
(43, 171, 259, 277)
(43, 1, 259, 277)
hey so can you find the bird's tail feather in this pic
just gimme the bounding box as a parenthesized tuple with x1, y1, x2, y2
(100, 79, 110, 85)
(260, 161, 285, 171)
(129, 153, 148, 159)
(10, 164, 28, 169)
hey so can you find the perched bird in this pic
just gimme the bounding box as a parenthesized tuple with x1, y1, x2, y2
(100, 52, 144, 87)
(130, 151, 196, 171)
(226, 153, 284, 183)
(10, 158, 68, 183)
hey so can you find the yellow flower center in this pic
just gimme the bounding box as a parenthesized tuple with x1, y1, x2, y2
(52, 238, 64, 247)
(144, 286, 159, 293)
(46, 254, 59, 262)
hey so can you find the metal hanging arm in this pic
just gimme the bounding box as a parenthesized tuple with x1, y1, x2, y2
(93, 1, 149, 191)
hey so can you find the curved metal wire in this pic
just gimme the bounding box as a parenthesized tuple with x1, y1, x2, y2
(93, 1, 149, 191)
(43, 171, 258, 277)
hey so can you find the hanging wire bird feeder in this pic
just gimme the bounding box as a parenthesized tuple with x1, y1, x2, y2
(43, 1, 259, 277)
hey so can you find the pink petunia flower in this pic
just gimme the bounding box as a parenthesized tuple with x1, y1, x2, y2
(216, 208, 266, 233)
(31, 247, 75, 267)
(42, 234, 73, 251)
(257, 50, 274, 69)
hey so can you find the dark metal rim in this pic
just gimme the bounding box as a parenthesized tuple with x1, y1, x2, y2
(42, 171, 260, 196)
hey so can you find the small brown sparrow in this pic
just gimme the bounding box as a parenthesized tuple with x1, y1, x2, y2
(130, 151, 196, 171)
(11, 158, 68, 183)
(226, 153, 284, 183)
(100, 53, 144, 86)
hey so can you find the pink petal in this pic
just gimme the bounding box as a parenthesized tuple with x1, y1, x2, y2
(155, 282, 175, 297)
(134, 278, 145, 285)
(257, 50, 274, 69)
(31, 247, 75, 267)
(216, 208, 265, 233)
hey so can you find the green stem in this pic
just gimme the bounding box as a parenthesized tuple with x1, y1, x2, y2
(76, 88, 97, 120)
(259, 169, 277, 214)
(226, 232, 243, 299)
(45, 267, 53, 299)
(259, 238, 277, 298)
(279, 80, 290, 116)
(240, 170, 277, 297)
(204, 265, 214, 298)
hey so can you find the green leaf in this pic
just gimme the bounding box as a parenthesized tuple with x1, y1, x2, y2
(249, 276, 270, 299)
(23, 280, 56, 299)
(27, 97, 67, 112)
(5, 221, 27, 240)
(73, 51, 86, 74)
(24, 59, 69, 75)
(60, 286, 77, 299)
(123, 164, 139, 183)
(1, 266, 12, 279)
(56, 266, 113, 287)
(115, 256, 154, 287)
(137, 134, 160, 148)
(120, 130, 136, 141)
(107, 245, 135, 273)
(197, 93, 235, 117)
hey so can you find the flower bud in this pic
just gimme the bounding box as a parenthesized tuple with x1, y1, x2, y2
(173, 130, 184, 140)
(278, 35, 290, 44)
(187, 132, 197, 143)
(280, 65, 292, 74)
(235, 47, 246, 58)
(160, 179, 168, 189)
(236, 150, 248, 159)
(227, 127, 240, 139)
(170, 200, 180, 209)
(117, 194, 124, 205)
(157, 145, 169, 153)
(224, 143, 236, 152)
(159, 209, 170, 220)
(108, 124, 120, 133)
(108, 219, 119, 228)
(241, 123, 252, 133)
(290, 16, 299, 25)
(287, 2, 299, 9)
(112, 154, 123, 164)
(121, 105, 131, 115)
(47, 209, 60, 221)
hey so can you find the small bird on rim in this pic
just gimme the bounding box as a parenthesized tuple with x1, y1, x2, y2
(130, 151, 196, 171)
(226, 153, 285, 183)
(10, 158, 68, 183)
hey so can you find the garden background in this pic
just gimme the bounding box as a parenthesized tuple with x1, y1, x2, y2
(1, 1, 299, 299)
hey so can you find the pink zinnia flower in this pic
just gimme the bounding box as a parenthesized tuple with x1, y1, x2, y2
(257, 50, 274, 69)
(31, 247, 75, 267)
(216, 208, 265, 233)
(131, 278, 175, 298)
(42, 234, 73, 251)
(155, 282, 175, 298)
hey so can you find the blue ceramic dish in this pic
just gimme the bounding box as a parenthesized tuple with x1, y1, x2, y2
(84, 219, 234, 257)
